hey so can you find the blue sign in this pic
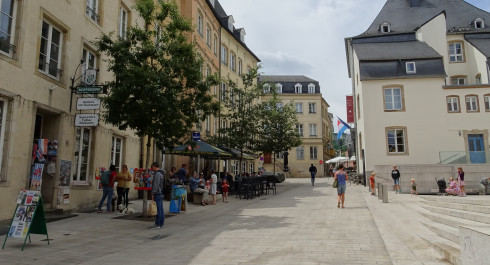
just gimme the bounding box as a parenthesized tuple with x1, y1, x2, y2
(192, 132, 200, 142)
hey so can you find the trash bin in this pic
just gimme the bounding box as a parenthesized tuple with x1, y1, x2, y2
(169, 185, 186, 213)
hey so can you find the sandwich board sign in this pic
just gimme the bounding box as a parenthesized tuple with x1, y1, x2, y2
(2, 190, 49, 250)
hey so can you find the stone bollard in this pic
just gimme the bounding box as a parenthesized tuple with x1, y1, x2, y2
(377, 183, 382, 200)
(382, 184, 388, 203)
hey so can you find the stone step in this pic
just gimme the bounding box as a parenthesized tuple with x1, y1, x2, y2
(420, 195, 490, 206)
(420, 204, 490, 225)
(419, 233, 462, 265)
(413, 203, 486, 231)
(420, 219, 459, 244)
(422, 200, 490, 214)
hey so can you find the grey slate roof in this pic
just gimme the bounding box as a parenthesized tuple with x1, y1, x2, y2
(359, 59, 446, 80)
(353, 41, 442, 61)
(207, 0, 261, 62)
(358, 0, 490, 38)
(465, 33, 490, 57)
(259, 75, 321, 94)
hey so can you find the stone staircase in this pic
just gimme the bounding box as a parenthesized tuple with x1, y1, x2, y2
(415, 196, 490, 265)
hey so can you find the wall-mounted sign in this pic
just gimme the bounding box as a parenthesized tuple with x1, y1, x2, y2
(83, 69, 97, 85)
(76, 85, 104, 94)
(75, 114, 99, 127)
(77, 98, 101, 110)
(192, 131, 200, 142)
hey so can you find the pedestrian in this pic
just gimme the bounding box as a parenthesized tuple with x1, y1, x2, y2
(334, 164, 348, 208)
(392, 165, 401, 193)
(150, 162, 166, 229)
(210, 169, 217, 205)
(410, 179, 417, 196)
(309, 163, 317, 186)
(97, 165, 117, 213)
(329, 165, 334, 178)
(457, 167, 466, 197)
(116, 165, 132, 211)
(177, 164, 188, 184)
(369, 172, 376, 195)
(222, 179, 229, 203)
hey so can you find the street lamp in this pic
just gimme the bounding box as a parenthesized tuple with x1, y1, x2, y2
(69, 59, 85, 112)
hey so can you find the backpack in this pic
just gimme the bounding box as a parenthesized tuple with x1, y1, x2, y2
(100, 171, 111, 186)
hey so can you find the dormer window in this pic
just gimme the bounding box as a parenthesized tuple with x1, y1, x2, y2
(474, 18, 484, 29)
(308, 84, 315, 93)
(406, 62, 416, 74)
(380, 22, 391, 33)
(263, 84, 270, 94)
(228, 16, 235, 32)
(295, 84, 302, 94)
(239, 28, 246, 43)
(276, 83, 282, 93)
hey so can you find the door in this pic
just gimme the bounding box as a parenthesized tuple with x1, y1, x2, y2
(468, 134, 486, 164)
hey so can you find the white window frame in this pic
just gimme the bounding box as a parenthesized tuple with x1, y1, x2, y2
(475, 18, 485, 29)
(206, 26, 211, 47)
(308, 84, 315, 94)
(295, 84, 302, 94)
(451, 77, 467, 86)
(295, 102, 303, 113)
(241, 161, 246, 173)
(0, 0, 17, 57)
(296, 146, 304, 160)
(82, 47, 97, 82)
(310, 146, 318, 160)
(220, 45, 228, 65)
(119, 7, 128, 39)
(0, 100, 7, 178)
(381, 22, 390, 33)
(197, 11, 203, 36)
(238, 59, 242, 75)
(213, 35, 218, 56)
(205, 116, 210, 132)
(384, 87, 403, 111)
(276, 84, 282, 93)
(275, 151, 284, 159)
(263, 84, 270, 94)
(447, 96, 460, 113)
(276, 102, 283, 110)
(39, 20, 63, 80)
(111, 136, 123, 172)
(232, 161, 238, 176)
(230, 53, 236, 72)
(309, 124, 317, 137)
(73, 127, 92, 183)
(249, 162, 254, 173)
(387, 128, 406, 154)
(406, 62, 416, 74)
(297, 124, 303, 136)
(449, 42, 464, 62)
(220, 82, 226, 102)
(308, 103, 316, 114)
(86, 0, 99, 24)
(484, 95, 490, 112)
(466, 95, 479, 112)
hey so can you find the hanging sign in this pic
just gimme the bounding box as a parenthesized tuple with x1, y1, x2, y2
(75, 114, 99, 127)
(76, 85, 104, 94)
(192, 132, 200, 142)
(83, 69, 97, 85)
(77, 98, 101, 110)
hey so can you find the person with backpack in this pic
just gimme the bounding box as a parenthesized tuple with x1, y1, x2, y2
(97, 165, 117, 213)
(309, 164, 317, 186)
(150, 162, 166, 229)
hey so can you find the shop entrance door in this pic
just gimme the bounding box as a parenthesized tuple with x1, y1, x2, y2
(33, 110, 61, 208)
(468, 134, 486, 164)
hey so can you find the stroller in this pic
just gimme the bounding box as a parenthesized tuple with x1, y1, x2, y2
(436, 177, 447, 195)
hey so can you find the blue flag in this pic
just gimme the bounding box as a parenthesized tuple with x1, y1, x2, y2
(337, 117, 351, 140)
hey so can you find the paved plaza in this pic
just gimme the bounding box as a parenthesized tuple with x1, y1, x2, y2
(0, 178, 453, 265)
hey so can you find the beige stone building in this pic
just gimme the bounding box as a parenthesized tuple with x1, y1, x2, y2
(0, 0, 151, 220)
(259, 76, 333, 178)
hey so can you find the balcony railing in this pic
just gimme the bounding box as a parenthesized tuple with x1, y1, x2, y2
(439, 151, 489, 164)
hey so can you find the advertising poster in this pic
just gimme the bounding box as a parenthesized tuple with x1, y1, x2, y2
(63, 187, 70, 204)
(59, 160, 72, 186)
(57, 187, 63, 205)
(29, 163, 44, 191)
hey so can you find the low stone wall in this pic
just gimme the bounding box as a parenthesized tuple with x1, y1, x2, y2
(460, 226, 490, 265)
(372, 164, 490, 195)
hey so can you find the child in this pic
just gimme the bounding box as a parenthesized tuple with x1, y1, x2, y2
(410, 179, 417, 196)
(221, 179, 230, 203)
(369, 173, 376, 195)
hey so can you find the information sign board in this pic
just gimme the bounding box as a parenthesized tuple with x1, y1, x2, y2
(76, 98, 101, 110)
(76, 85, 104, 94)
(75, 114, 99, 127)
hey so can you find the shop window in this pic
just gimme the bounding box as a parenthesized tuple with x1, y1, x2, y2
(111, 136, 123, 172)
(73, 128, 92, 183)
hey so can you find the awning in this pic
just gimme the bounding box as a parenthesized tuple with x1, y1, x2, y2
(350, 156, 356, 161)
(326, 156, 349, 163)
(219, 146, 256, 160)
(163, 140, 232, 158)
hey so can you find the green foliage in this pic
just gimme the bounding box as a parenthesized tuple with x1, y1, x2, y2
(94, 0, 219, 149)
(256, 84, 302, 157)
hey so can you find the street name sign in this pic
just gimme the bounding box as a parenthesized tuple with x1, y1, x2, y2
(76, 98, 101, 110)
(75, 114, 99, 127)
(76, 85, 104, 94)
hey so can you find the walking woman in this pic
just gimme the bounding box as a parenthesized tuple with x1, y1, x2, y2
(334, 164, 349, 208)
(116, 165, 132, 210)
(457, 167, 466, 197)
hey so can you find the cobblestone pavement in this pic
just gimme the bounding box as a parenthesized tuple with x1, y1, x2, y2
(1, 178, 392, 265)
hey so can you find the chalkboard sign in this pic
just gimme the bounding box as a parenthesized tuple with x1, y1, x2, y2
(2, 190, 50, 251)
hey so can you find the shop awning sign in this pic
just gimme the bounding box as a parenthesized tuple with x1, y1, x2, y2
(76, 85, 104, 94)
(76, 98, 100, 110)
(75, 114, 99, 127)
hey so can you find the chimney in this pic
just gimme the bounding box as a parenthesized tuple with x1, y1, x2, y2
(409, 0, 421, 7)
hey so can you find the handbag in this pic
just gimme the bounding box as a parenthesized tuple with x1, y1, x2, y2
(332, 179, 338, 188)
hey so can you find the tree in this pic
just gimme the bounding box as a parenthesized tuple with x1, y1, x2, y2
(95, 0, 219, 216)
(209, 69, 262, 174)
(256, 85, 302, 174)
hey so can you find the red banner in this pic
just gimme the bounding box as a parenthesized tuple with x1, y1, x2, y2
(346, 95, 354, 123)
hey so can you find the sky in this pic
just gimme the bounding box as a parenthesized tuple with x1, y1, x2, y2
(218, 0, 490, 125)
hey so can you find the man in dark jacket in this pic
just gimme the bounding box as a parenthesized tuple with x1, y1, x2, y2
(309, 164, 317, 186)
(150, 162, 165, 229)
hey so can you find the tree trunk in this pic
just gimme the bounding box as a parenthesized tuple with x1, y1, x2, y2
(273, 152, 276, 176)
(142, 136, 152, 218)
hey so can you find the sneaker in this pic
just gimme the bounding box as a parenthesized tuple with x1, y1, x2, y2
(149, 225, 161, 229)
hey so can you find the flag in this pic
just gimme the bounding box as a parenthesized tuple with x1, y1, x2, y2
(337, 117, 351, 140)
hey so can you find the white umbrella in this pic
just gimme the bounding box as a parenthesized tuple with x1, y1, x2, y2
(350, 156, 356, 161)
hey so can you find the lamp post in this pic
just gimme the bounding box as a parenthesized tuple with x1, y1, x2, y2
(69, 59, 85, 112)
